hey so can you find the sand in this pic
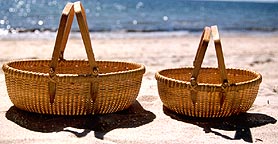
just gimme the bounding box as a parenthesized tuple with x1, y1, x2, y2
(0, 34, 277, 143)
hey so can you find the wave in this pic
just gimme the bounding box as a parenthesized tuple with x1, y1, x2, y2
(1, 27, 278, 40)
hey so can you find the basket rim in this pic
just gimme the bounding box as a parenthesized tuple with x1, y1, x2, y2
(155, 66, 262, 88)
(2, 59, 145, 78)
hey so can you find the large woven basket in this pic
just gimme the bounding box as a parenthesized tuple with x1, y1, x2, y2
(155, 26, 262, 117)
(2, 2, 145, 115)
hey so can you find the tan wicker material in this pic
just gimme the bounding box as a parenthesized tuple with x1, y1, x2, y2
(155, 26, 262, 117)
(2, 2, 145, 115)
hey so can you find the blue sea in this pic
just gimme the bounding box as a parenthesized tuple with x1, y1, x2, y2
(1, 0, 278, 39)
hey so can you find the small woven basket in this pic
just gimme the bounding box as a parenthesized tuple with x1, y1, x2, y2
(155, 26, 262, 117)
(2, 2, 145, 115)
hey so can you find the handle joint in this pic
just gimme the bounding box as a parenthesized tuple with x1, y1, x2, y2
(92, 66, 99, 76)
(49, 67, 56, 78)
(190, 77, 198, 86)
(221, 79, 229, 90)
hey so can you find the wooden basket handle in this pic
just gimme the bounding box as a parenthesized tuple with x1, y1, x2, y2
(190, 25, 229, 105)
(49, 2, 98, 77)
(74, 1, 98, 75)
(190, 26, 211, 86)
(49, 3, 74, 103)
(49, 3, 74, 77)
(190, 25, 228, 86)
(211, 25, 228, 85)
(48, 2, 98, 103)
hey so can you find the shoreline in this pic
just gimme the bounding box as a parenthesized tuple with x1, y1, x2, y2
(1, 30, 278, 40)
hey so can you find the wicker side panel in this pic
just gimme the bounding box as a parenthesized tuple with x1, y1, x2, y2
(4, 73, 92, 115)
(4, 73, 50, 114)
(157, 72, 260, 117)
(4, 68, 144, 115)
(95, 74, 144, 114)
(157, 81, 224, 117)
(3, 60, 145, 115)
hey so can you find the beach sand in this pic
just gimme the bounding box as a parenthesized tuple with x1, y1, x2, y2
(0, 34, 277, 143)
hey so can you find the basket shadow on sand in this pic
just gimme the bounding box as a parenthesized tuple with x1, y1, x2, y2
(163, 106, 276, 143)
(5, 100, 156, 139)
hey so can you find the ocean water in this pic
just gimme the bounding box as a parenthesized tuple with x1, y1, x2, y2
(0, 0, 278, 38)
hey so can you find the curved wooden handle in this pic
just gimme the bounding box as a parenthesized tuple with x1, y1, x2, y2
(48, 2, 99, 104)
(190, 26, 229, 105)
(49, 2, 99, 77)
(48, 3, 74, 103)
(190, 26, 211, 85)
(211, 25, 228, 85)
(74, 1, 98, 75)
(190, 26, 229, 86)
(49, 3, 74, 77)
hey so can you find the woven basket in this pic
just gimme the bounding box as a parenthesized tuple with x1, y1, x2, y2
(155, 26, 262, 117)
(2, 2, 145, 115)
